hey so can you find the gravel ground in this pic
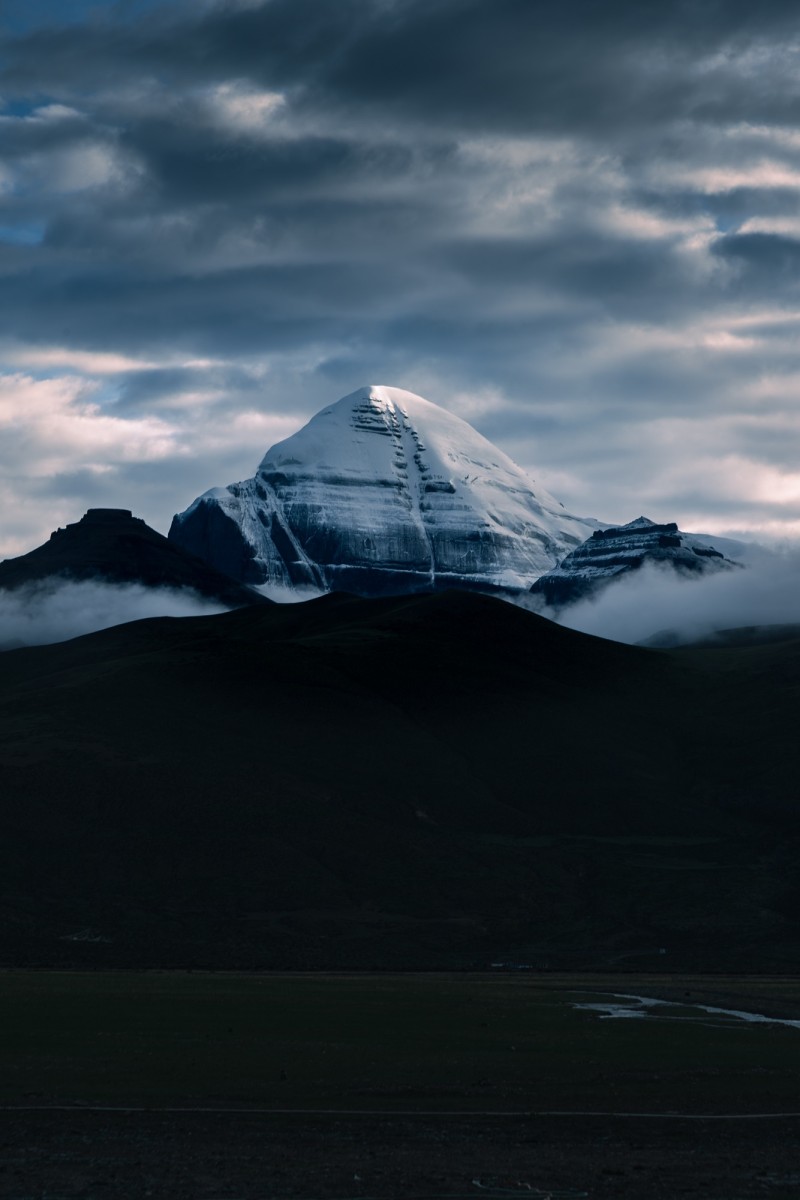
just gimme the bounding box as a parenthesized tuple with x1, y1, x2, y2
(1, 1109, 799, 1199)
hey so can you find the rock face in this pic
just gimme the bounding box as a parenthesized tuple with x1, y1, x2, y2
(169, 385, 597, 596)
(530, 516, 738, 608)
(0, 508, 268, 608)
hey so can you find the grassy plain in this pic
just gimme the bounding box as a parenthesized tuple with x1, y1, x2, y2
(2, 971, 799, 1198)
(1, 970, 797, 1111)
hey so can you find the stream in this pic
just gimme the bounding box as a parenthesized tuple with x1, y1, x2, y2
(571, 992, 800, 1029)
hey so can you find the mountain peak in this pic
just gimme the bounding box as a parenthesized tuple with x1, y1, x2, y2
(171, 386, 599, 597)
(334, 384, 439, 409)
(343, 383, 430, 406)
(620, 515, 657, 530)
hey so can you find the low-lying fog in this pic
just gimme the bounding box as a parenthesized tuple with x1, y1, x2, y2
(3, 539, 800, 650)
(0, 580, 227, 649)
(551, 542, 800, 645)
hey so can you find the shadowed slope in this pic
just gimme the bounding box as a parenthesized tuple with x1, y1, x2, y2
(0, 509, 268, 608)
(0, 591, 797, 969)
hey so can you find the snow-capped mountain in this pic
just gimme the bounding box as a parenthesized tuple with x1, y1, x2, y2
(530, 516, 739, 608)
(169, 385, 598, 596)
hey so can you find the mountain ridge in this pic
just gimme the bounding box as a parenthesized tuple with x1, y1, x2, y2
(531, 515, 739, 608)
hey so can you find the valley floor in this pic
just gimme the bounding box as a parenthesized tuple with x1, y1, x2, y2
(1, 971, 798, 1198)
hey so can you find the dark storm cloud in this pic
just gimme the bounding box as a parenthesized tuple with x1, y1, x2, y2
(1, 0, 363, 93)
(714, 231, 800, 274)
(440, 232, 697, 321)
(121, 121, 421, 206)
(114, 363, 262, 407)
(0, 109, 94, 157)
(318, 0, 792, 131)
(6, 0, 800, 133)
(0, 0, 171, 36)
(0, 258, 431, 356)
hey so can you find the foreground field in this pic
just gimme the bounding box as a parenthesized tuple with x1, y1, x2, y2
(2, 971, 798, 1197)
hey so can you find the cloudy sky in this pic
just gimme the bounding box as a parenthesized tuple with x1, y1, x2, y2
(3, 0, 800, 556)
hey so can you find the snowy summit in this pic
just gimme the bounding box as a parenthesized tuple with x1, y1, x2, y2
(169, 385, 597, 597)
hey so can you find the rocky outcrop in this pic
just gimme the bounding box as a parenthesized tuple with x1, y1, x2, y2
(0, 508, 268, 608)
(530, 516, 738, 608)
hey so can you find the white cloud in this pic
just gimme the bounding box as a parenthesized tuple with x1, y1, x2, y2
(207, 81, 286, 134)
(2, 346, 162, 374)
(738, 216, 800, 237)
(6, 133, 144, 199)
(0, 104, 81, 126)
(724, 122, 800, 151)
(0, 373, 179, 472)
(42, 142, 133, 193)
(29, 104, 82, 122)
(652, 159, 800, 194)
(599, 204, 713, 242)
